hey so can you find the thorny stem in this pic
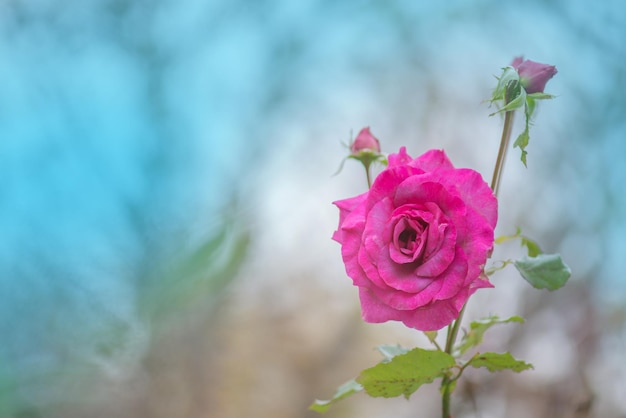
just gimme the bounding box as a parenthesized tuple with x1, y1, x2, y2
(440, 103, 515, 418)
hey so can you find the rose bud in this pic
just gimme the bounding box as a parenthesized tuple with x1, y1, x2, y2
(511, 57, 557, 94)
(350, 127, 381, 155)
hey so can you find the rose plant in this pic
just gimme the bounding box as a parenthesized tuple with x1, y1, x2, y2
(311, 57, 570, 417)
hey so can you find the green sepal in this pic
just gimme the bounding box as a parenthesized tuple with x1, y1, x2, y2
(466, 352, 533, 373)
(455, 315, 524, 356)
(347, 151, 388, 167)
(357, 348, 455, 399)
(490, 67, 527, 115)
(424, 331, 438, 344)
(514, 254, 571, 290)
(491, 67, 520, 103)
(527, 92, 556, 100)
(309, 379, 363, 413)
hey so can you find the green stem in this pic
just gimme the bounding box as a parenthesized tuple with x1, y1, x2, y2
(445, 306, 465, 354)
(440, 106, 516, 418)
(365, 162, 372, 189)
(491, 110, 515, 197)
(440, 306, 466, 418)
(441, 375, 452, 418)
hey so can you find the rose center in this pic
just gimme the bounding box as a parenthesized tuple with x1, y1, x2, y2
(390, 216, 429, 265)
(398, 229, 418, 254)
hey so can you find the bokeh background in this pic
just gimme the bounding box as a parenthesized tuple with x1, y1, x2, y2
(1, 1, 625, 417)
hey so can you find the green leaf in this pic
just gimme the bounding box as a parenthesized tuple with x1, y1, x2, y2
(376, 344, 410, 362)
(513, 95, 540, 167)
(514, 254, 571, 290)
(520, 236, 542, 257)
(357, 348, 455, 399)
(309, 379, 363, 413)
(455, 316, 524, 356)
(513, 128, 529, 166)
(467, 352, 533, 373)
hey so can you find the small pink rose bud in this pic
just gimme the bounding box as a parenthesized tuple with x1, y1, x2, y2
(511, 57, 557, 94)
(350, 127, 381, 155)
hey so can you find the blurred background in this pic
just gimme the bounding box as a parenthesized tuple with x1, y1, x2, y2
(1, 1, 625, 417)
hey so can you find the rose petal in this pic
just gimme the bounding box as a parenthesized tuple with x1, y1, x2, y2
(359, 287, 403, 323)
(437, 168, 498, 229)
(387, 146, 413, 167)
(332, 193, 368, 242)
(397, 298, 462, 331)
(408, 149, 455, 172)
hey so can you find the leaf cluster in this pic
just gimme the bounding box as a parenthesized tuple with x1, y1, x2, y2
(310, 316, 531, 413)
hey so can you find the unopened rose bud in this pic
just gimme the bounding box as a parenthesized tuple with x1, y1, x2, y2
(350, 127, 381, 154)
(511, 57, 557, 94)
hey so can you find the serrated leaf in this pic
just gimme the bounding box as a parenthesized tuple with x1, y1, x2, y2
(468, 352, 533, 373)
(513, 127, 530, 167)
(309, 379, 363, 413)
(514, 254, 571, 290)
(357, 348, 455, 399)
(513, 95, 540, 167)
(455, 316, 524, 356)
(376, 344, 409, 362)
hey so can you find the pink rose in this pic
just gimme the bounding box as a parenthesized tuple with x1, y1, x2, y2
(511, 57, 557, 94)
(350, 127, 381, 154)
(332, 148, 497, 331)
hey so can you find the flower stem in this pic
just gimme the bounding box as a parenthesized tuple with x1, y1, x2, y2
(440, 305, 466, 418)
(441, 376, 452, 418)
(440, 106, 516, 418)
(491, 110, 515, 197)
(364, 162, 373, 189)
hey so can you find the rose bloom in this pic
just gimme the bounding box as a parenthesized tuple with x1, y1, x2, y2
(333, 148, 497, 331)
(511, 56, 557, 94)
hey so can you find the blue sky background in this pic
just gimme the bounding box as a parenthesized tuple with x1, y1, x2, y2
(1, 1, 625, 416)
